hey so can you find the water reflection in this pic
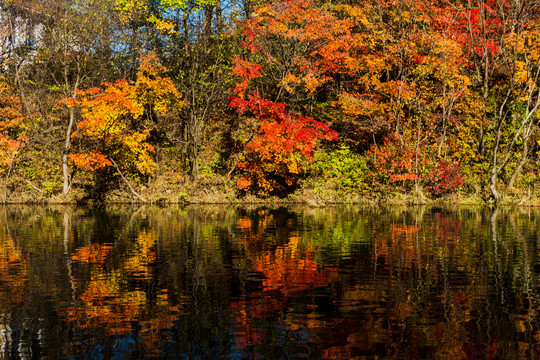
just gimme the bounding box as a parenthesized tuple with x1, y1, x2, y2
(0, 205, 537, 359)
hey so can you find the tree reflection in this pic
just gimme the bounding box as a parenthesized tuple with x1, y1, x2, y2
(319, 207, 539, 359)
(0, 226, 27, 307)
(0, 205, 536, 359)
(61, 216, 187, 357)
(230, 209, 339, 357)
(0, 216, 27, 357)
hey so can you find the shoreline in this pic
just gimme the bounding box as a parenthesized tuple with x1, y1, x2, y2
(2, 187, 539, 207)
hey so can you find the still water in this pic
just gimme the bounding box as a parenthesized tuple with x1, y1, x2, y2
(0, 205, 537, 359)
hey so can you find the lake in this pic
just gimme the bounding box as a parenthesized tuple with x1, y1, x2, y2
(0, 205, 538, 359)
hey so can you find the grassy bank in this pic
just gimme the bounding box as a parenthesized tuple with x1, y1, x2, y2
(3, 172, 540, 207)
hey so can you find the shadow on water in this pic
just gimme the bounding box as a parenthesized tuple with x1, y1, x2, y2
(0, 204, 537, 359)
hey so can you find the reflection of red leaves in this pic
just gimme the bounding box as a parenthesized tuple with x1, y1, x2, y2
(376, 223, 419, 266)
(236, 217, 252, 230)
(230, 235, 338, 353)
(321, 345, 353, 359)
(463, 337, 498, 360)
(71, 243, 112, 264)
(454, 290, 467, 305)
(231, 295, 285, 319)
(230, 297, 278, 352)
(432, 213, 463, 245)
(255, 252, 338, 296)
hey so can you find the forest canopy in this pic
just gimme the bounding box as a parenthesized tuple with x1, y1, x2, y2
(1, 0, 540, 203)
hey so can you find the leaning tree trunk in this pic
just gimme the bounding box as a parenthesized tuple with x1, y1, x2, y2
(507, 137, 529, 191)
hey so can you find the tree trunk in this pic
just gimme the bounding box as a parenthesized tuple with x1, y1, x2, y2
(191, 144, 200, 180)
(508, 137, 529, 191)
(109, 157, 146, 202)
(489, 172, 500, 201)
(62, 106, 76, 195)
(203, 5, 214, 37)
(215, 0, 223, 33)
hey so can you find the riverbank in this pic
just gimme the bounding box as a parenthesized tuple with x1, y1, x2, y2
(2, 175, 540, 207)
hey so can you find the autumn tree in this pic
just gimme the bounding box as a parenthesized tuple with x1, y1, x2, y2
(231, 60, 337, 195)
(113, 0, 241, 181)
(232, 0, 475, 195)
(19, 0, 121, 195)
(62, 54, 183, 201)
(480, 1, 540, 200)
(0, 78, 27, 200)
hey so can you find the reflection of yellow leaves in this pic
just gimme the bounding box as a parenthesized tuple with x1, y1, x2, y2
(78, 269, 122, 304)
(286, 308, 327, 331)
(125, 230, 157, 276)
(63, 229, 187, 354)
(285, 233, 301, 254)
(0, 231, 28, 307)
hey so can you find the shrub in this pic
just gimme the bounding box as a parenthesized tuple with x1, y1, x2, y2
(425, 159, 463, 197)
(307, 144, 370, 192)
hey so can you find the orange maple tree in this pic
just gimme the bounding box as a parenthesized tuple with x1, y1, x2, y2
(0, 78, 27, 183)
(61, 54, 183, 179)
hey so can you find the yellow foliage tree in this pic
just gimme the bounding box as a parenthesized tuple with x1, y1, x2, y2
(61, 54, 183, 200)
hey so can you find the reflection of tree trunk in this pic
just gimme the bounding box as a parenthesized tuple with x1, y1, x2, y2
(63, 210, 76, 301)
(3, 207, 17, 254)
(490, 207, 504, 305)
(190, 220, 208, 333)
(0, 208, 14, 354)
(118, 206, 145, 240)
(192, 222, 206, 289)
(508, 214, 536, 310)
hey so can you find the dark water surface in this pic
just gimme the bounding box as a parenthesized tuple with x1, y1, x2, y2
(0, 205, 538, 359)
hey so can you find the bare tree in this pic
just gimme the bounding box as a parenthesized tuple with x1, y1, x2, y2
(465, 0, 540, 201)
